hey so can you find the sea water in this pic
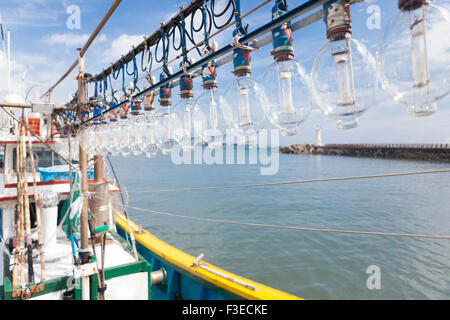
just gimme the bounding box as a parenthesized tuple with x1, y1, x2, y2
(109, 146, 450, 299)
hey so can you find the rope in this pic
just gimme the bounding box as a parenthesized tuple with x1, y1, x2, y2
(128, 168, 450, 194)
(127, 205, 450, 241)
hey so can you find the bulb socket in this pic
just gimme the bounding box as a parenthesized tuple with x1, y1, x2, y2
(273, 52, 294, 62)
(201, 49, 218, 89)
(159, 98, 171, 107)
(180, 76, 194, 99)
(202, 84, 218, 90)
(232, 29, 252, 77)
(271, 1, 294, 62)
(398, 0, 428, 11)
(144, 93, 155, 112)
(325, 1, 352, 41)
(159, 71, 172, 106)
(180, 92, 193, 99)
(130, 100, 142, 116)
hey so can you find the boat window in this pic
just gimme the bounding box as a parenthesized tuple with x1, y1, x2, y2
(12, 146, 65, 170)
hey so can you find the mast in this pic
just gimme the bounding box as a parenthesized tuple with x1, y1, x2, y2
(76, 48, 90, 300)
(7, 29, 11, 98)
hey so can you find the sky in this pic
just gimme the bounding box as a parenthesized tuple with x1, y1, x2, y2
(0, 0, 449, 146)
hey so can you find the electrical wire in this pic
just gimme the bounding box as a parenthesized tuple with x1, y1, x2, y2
(126, 205, 450, 241)
(128, 168, 450, 194)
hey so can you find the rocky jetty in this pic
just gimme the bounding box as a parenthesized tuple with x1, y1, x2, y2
(279, 144, 450, 162)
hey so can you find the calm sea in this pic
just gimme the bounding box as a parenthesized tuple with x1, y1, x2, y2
(109, 146, 450, 299)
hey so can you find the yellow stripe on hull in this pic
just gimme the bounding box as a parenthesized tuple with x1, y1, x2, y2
(114, 212, 301, 300)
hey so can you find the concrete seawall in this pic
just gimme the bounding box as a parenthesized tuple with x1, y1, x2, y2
(279, 144, 450, 162)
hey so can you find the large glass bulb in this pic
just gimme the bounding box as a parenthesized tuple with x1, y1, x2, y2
(261, 59, 312, 136)
(142, 112, 158, 158)
(77, 126, 91, 155)
(377, 2, 450, 116)
(107, 115, 121, 157)
(93, 124, 107, 156)
(154, 105, 179, 155)
(172, 98, 204, 152)
(221, 75, 265, 137)
(118, 106, 132, 157)
(70, 133, 79, 160)
(85, 126, 98, 156)
(312, 38, 378, 129)
(128, 114, 143, 156)
(194, 88, 227, 149)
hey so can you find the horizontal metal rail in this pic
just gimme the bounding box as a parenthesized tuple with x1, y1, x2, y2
(0, 102, 68, 109)
(86, 0, 204, 83)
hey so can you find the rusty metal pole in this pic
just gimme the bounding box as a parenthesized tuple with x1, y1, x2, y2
(76, 48, 90, 300)
(94, 155, 103, 183)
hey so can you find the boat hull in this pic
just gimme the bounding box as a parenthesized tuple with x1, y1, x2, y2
(114, 213, 300, 300)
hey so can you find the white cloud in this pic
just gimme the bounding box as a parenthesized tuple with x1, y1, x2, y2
(0, 50, 28, 98)
(0, 0, 63, 27)
(44, 33, 107, 47)
(101, 34, 145, 64)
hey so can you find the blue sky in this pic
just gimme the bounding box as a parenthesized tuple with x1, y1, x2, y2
(0, 0, 449, 146)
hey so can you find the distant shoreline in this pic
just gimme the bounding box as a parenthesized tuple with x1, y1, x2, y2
(279, 144, 450, 162)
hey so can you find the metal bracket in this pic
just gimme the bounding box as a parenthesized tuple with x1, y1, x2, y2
(11, 284, 45, 300)
(73, 262, 98, 279)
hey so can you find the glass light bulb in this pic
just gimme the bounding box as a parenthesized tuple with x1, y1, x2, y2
(93, 124, 105, 156)
(142, 112, 158, 158)
(377, 2, 450, 116)
(107, 119, 121, 156)
(128, 113, 144, 156)
(118, 114, 132, 157)
(172, 98, 204, 152)
(312, 38, 378, 129)
(221, 75, 265, 138)
(86, 126, 98, 156)
(194, 88, 227, 149)
(154, 105, 179, 155)
(99, 117, 113, 155)
(70, 134, 79, 160)
(77, 126, 91, 154)
(54, 137, 68, 159)
(261, 59, 312, 136)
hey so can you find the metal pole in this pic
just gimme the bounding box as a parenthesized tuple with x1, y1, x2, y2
(7, 30, 11, 98)
(40, 0, 122, 99)
(94, 155, 103, 183)
(76, 48, 90, 300)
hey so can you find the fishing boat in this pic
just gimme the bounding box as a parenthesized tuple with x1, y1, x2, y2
(1, 0, 449, 301)
(0, 118, 299, 300)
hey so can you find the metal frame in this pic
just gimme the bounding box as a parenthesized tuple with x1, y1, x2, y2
(80, 0, 364, 126)
(80, 0, 327, 125)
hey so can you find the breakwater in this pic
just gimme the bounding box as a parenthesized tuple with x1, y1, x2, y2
(279, 143, 450, 161)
